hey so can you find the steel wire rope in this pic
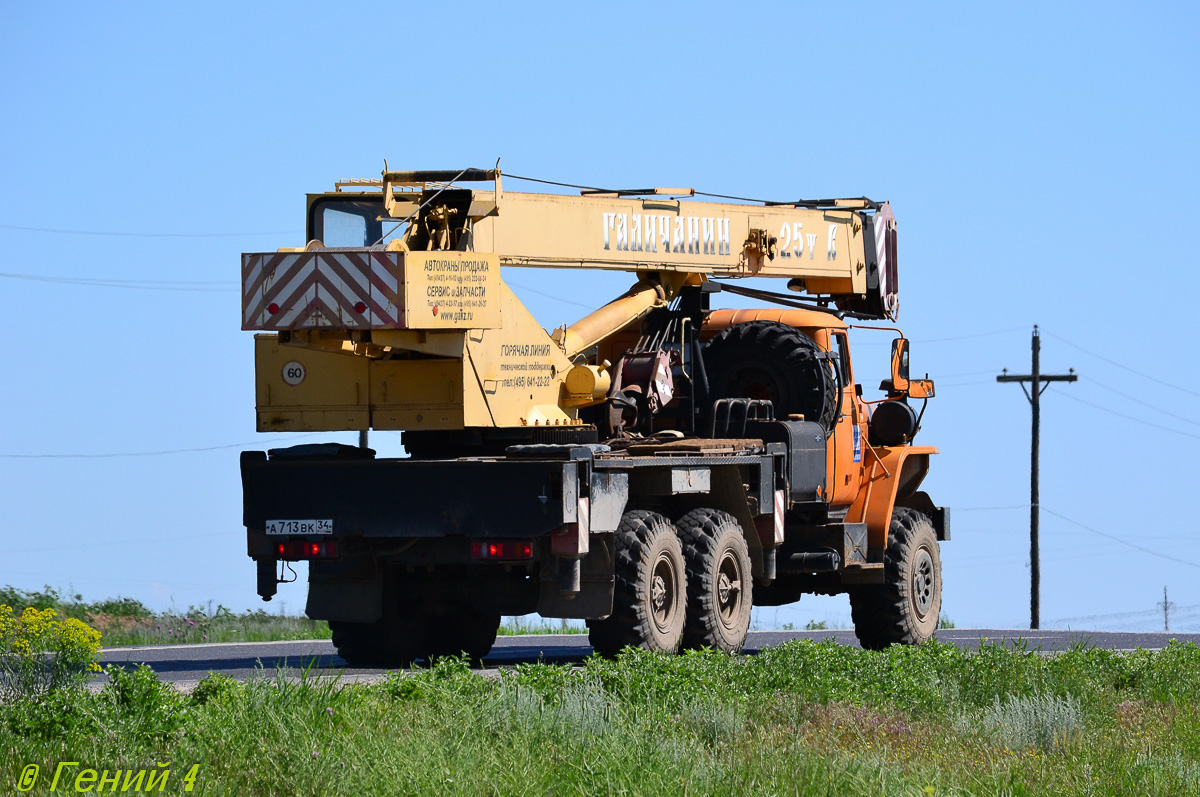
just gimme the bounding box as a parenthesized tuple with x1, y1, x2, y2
(370, 166, 480, 246)
(502, 173, 610, 193)
(504, 172, 871, 207)
(509, 171, 755, 200)
(506, 172, 772, 203)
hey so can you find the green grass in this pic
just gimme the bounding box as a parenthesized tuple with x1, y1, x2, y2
(4, 586, 592, 647)
(497, 616, 588, 636)
(3, 639, 1200, 795)
(1, 585, 331, 647)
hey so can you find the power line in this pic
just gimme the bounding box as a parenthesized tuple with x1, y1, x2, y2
(6, 531, 229, 557)
(952, 545, 1158, 569)
(939, 369, 1001, 379)
(1, 442, 258, 459)
(0, 223, 301, 239)
(936, 379, 995, 388)
(853, 327, 1024, 346)
(1049, 603, 1200, 625)
(1042, 507, 1200, 569)
(1045, 330, 1200, 400)
(1081, 374, 1200, 429)
(957, 504, 1029, 512)
(0, 433, 325, 459)
(505, 280, 594, 309)
(0, 271, 237, 292)
(1057, 392, 1200, 441)
(921, 327, 1025, 343)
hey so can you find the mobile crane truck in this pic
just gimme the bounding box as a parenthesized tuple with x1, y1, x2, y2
(239, 168, 947, 664)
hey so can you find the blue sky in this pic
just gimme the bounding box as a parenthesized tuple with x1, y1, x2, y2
(2, 2, 1198, 632)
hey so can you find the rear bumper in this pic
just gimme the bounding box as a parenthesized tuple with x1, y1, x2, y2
(240, 447, 585, 542)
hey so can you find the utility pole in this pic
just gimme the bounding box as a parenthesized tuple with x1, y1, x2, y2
(1158, 586, 1175, 632)
(997, 325, 1077, 629)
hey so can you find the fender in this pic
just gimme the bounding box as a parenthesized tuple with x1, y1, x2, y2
(847, 445, 938, 555)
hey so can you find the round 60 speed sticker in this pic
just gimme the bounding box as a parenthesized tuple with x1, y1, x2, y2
(282, 361, 306, 386)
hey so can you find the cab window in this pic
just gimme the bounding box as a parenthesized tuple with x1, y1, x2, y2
(323, 207, 369, 247)
(832, 331, 851, 385)
(307, 197, 404, 247)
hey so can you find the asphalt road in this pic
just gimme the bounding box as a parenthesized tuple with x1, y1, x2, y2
(98, 629, 1200, 688)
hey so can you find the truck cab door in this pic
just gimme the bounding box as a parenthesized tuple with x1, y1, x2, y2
(826, 330, 864, 506)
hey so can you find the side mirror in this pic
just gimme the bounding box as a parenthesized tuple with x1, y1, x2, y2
(890, 338, 910, 393)
(891, 338, 936, 399)
(908, 379, 935, 399)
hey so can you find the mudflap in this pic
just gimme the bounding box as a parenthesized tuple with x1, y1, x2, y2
(306, 558, 383, 623)
(537, 534, 615, 619)
(896, 491, 951, 541)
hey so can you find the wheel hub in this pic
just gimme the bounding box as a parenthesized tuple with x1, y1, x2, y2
(651, 575, 666, 612)
(716, 550, 743, 626)
(912, 548, 935, 618)
(650, 552, 677, 632)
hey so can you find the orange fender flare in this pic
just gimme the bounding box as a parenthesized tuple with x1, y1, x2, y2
(848, 445, 938, 555)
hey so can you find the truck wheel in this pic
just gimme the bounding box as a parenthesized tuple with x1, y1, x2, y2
(330, 614, 431, 667)
(428, 606, 500, 664)
(677, 508, 753, 653)
(849, 507, 942, 650)
(703, 321, 838, 430)
(587, 510, 687, 656)
(330, 578, 436, 667)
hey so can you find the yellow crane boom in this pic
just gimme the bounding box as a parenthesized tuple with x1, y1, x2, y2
(241, 168, 899, 435)
(376, 168, 895, 313)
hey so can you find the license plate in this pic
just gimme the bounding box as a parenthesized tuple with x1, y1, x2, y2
(265, 519, 333, 535)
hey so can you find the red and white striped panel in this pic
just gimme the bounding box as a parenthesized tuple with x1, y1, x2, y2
(241, 251, 404, 331)
(772, 488, 785, 545)
(873, 203, 898, 322)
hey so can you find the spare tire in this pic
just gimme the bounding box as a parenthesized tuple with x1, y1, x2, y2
(703, 320, 839, 430)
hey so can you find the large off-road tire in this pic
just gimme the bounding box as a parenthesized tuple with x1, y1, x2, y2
(849, 507, 942, 650)
(330, 610, 432, 668)
(703, 321, 839, 430)
(330, 620, 392, 666)
(428, 605, 500, 664)
(587, 510, 687, 656)
(677, 508, 753, 653)
(330, 577, 435, 667)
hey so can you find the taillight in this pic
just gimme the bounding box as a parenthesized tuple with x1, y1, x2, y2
(275, 540, 339, 560)
(470, 540, 533, 561)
